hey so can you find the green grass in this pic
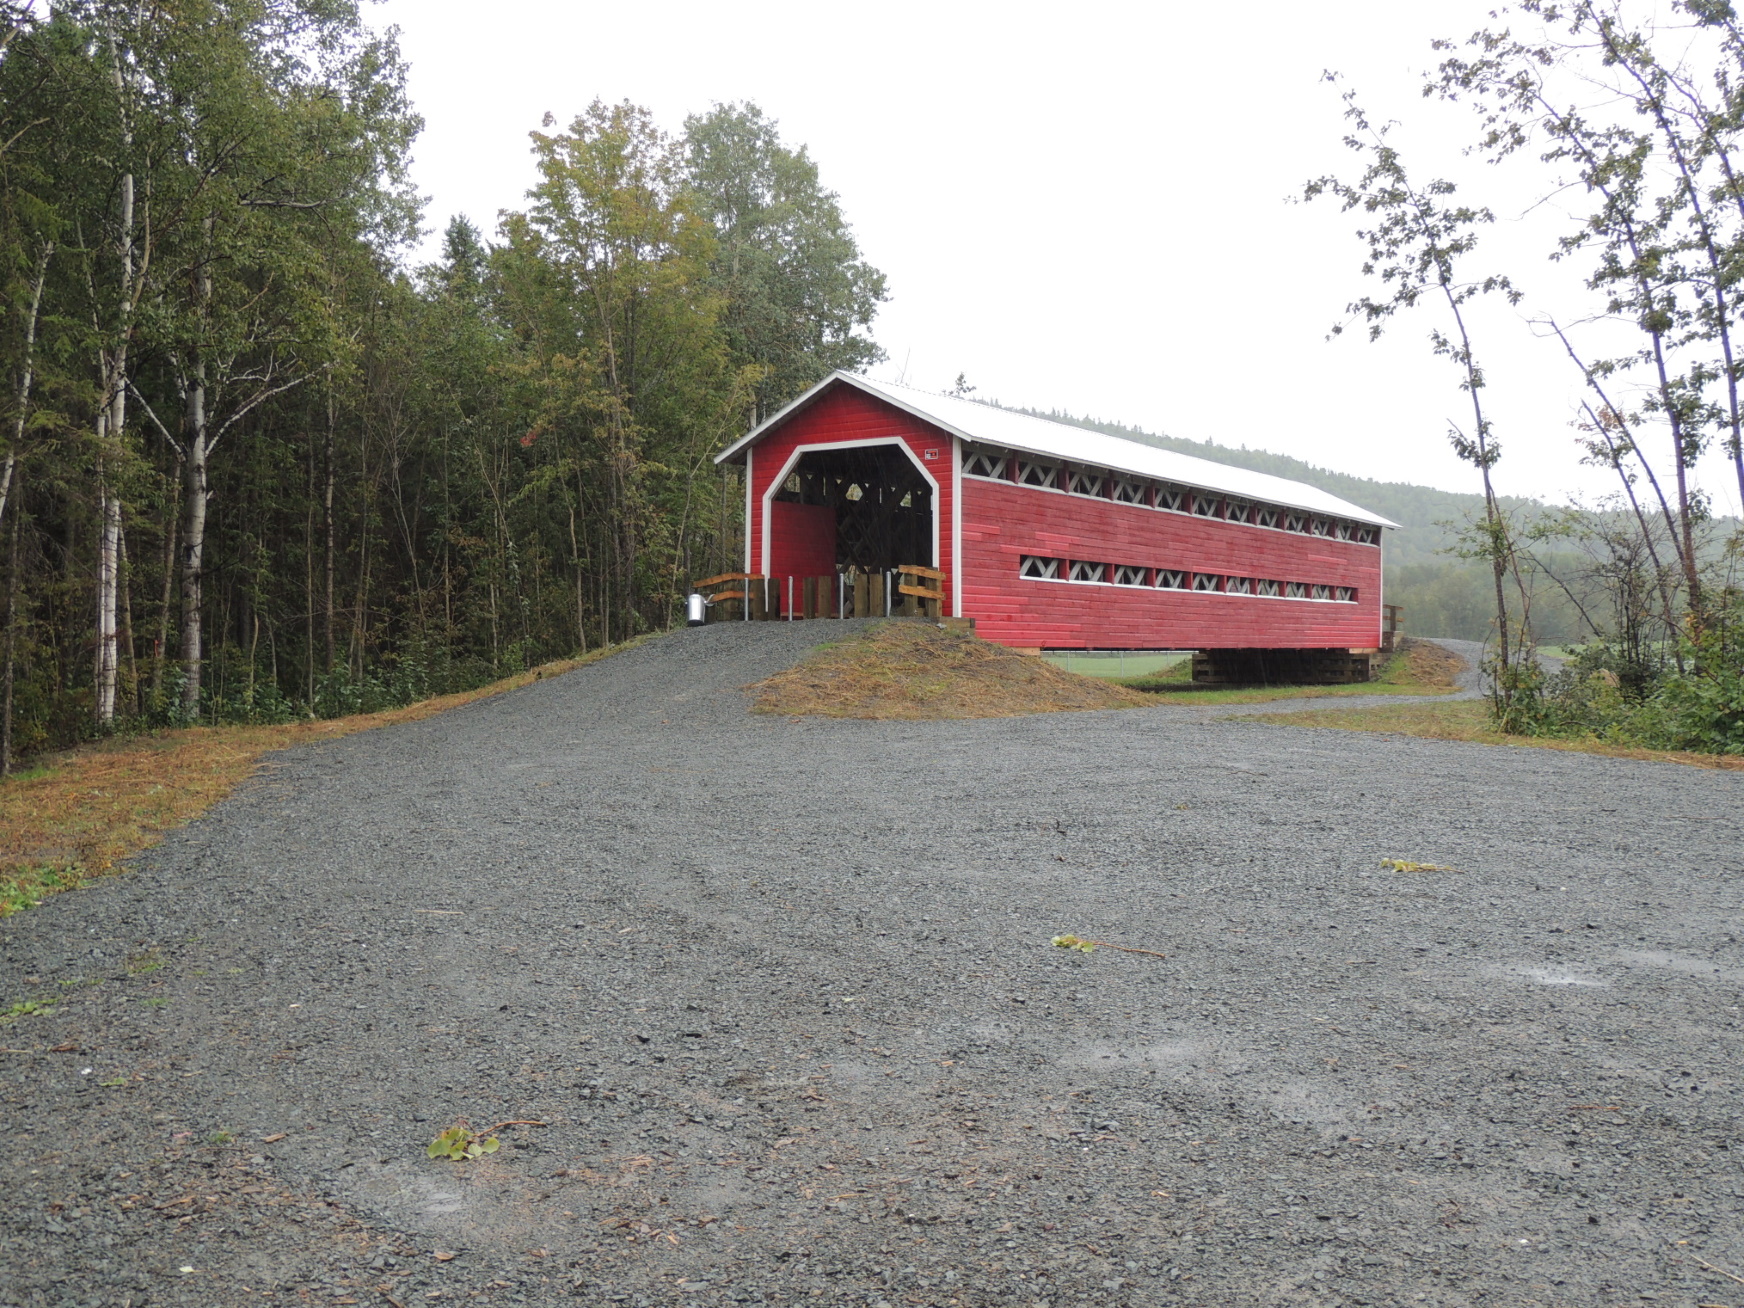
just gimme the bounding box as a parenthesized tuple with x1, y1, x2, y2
(1040, 652, 1189, 680)
(1118, 681, 1454, 706)
(0, 865, 81, 916)
(1107, 640, 1465, 705)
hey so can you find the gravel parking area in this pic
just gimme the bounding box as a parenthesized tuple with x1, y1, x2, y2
(3, 623, 1741, 1308)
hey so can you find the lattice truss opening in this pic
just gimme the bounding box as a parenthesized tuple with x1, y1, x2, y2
(1018, 556, 1359, 603)
(962, 444, 1383, 545)
(774, 445, 935, 571)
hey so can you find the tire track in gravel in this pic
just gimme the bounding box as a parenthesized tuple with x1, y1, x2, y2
(4, 622, 1743, 1308)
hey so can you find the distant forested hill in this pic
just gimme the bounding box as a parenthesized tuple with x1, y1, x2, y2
(1016, 408, 1533, 567)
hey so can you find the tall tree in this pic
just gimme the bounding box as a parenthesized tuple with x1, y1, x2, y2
(1306, 85, 1531, 706)
(499, 100, 747, 642)
(682, 102, 886, 422)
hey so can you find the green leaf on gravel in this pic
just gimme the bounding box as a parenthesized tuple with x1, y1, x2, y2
(1, 998, 56, 1022)
(427, 1125, 500, 1161)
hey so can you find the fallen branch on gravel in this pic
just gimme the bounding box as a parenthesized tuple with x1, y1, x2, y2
(1052, 933, 1168, 959)
(1691, 1255, 1744, 1287)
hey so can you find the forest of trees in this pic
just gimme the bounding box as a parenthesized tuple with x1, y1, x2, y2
(0, 2, 884, 771)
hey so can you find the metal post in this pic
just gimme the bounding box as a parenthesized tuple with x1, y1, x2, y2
(838, 572, 845, 619)
(884, 571, 891, 617)
(787, 575, 793, 621)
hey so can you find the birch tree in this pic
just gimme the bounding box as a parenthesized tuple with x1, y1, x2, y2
(1306, 85, 1534, 712)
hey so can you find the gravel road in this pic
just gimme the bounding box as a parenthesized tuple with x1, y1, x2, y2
(4, 623, 1742, 1308)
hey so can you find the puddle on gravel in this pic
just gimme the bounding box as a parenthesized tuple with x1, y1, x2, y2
(1612, 950, 1744, 983)
(1057, 1037, 1371, 1130)
(1491, 964, 1608, 987)
(1057, 1037, 1209, 1072)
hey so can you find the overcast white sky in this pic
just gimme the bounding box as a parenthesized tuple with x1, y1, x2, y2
(371, 0, 1743, 515)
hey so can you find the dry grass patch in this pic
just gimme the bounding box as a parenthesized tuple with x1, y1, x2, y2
(751, 621, 1151, 719)
(1254, 698, 1744, 772)
(0, 639, 648, 917)
(1381, 637, 1465, 691)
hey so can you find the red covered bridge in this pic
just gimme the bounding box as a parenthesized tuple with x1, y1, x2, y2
(713, 372, 1398, 674)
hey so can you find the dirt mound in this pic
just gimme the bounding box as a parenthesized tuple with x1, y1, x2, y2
(1391, 635, 1465, 690)
(750, 619, 1150, 718)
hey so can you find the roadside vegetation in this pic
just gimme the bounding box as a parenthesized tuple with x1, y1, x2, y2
(0, 5, 884, 774)
(1311, 3, 1744, 751)
(0, 641, 645, 918)
(1258, 696, 1744, 773)
(751, 621, 1150, 719)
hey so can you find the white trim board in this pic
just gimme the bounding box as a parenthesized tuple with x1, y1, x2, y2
(759, 436, 942, 580)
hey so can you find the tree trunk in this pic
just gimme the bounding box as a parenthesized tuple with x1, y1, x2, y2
(119, 519, 137, 715)
(1, 243, 52, 533)
(150, 492, 176, 709)
(2, 477, 20, 777)
(324, 386, 336, 674)
(94, 157, 136, 726)
(568, 500, 586, 655)
(305, 438, 316, 704)
(95, 464, 120, 724)
(179, 369, 209, 718)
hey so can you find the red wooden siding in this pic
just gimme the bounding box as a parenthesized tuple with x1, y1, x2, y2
(746, 387, 955, 614)
(958, 476, 1381, 649)
(769, 501, 837, 580)
(739, 379, 1384, 648)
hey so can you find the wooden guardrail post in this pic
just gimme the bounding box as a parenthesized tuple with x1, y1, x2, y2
(694, 572, 759, 622)
(1381, 604, 1404, 652)
(896, 564, 946, 620)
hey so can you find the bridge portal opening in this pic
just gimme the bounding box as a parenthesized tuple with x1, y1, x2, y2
(769, 443, 935, 575)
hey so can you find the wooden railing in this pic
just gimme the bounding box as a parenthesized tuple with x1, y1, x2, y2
(896, 563, 946, 620)
(1381, 603, 1404, 652)
(694, 566, 946, 622)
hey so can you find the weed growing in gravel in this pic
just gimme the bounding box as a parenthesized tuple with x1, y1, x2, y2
(1051, 933, 1169, 960)
(126, 951, 163, 974)
(1380, 859, 1456, 873)
(1, 997, 55, 1021)
(428, 1125, 500, 1160)
(137, 997, 168, 1009)
(98, 1075, 128, 1088)
(427, 1118, 545, 1161)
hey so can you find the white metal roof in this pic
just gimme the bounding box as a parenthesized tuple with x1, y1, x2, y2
(717, 371, 1399, 530)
